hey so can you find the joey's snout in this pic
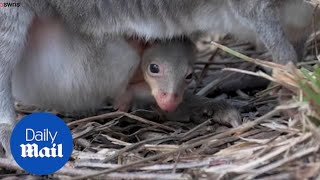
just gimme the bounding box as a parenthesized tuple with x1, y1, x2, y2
(154, 91, 182, 112)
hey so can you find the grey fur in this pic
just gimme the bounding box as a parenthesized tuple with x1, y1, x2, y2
(0, 0, 315, 156)
(13, 30, 140, 112)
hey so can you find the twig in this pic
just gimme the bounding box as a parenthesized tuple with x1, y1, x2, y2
(68, 111, 124, 126)
(223, 68, 275, 82)
(123, 112, 175, 131)
(172, 150, 181, 174)
(103, 135, 178, 162)
(181, 118, 213, 141)
(210, 41, 285, 69)
(68, 111, 175, 132)
(196, 72, 235, 96)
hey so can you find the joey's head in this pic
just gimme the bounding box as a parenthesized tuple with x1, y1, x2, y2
(141, 39, 196, 112)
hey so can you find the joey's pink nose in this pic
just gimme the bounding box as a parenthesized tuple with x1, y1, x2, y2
(155, 92, 181, 112)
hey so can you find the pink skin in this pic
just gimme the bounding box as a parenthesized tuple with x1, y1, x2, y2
(28, 18, 64, 49)
(154, 91, 183, 112)
(115, 89, 133, 112)
(115, 82, 149, 112)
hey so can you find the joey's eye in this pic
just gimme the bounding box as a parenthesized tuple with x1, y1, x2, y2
(149, 64, 160, 74)
(185, 73, 193, 80)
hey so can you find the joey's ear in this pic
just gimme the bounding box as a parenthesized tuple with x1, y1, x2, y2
(189, 32, 212, 44)
(189, 32, 217, 53)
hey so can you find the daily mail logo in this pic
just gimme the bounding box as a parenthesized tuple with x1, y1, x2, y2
(20, 129, 63, 158)
(10, 113, 73, 175)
